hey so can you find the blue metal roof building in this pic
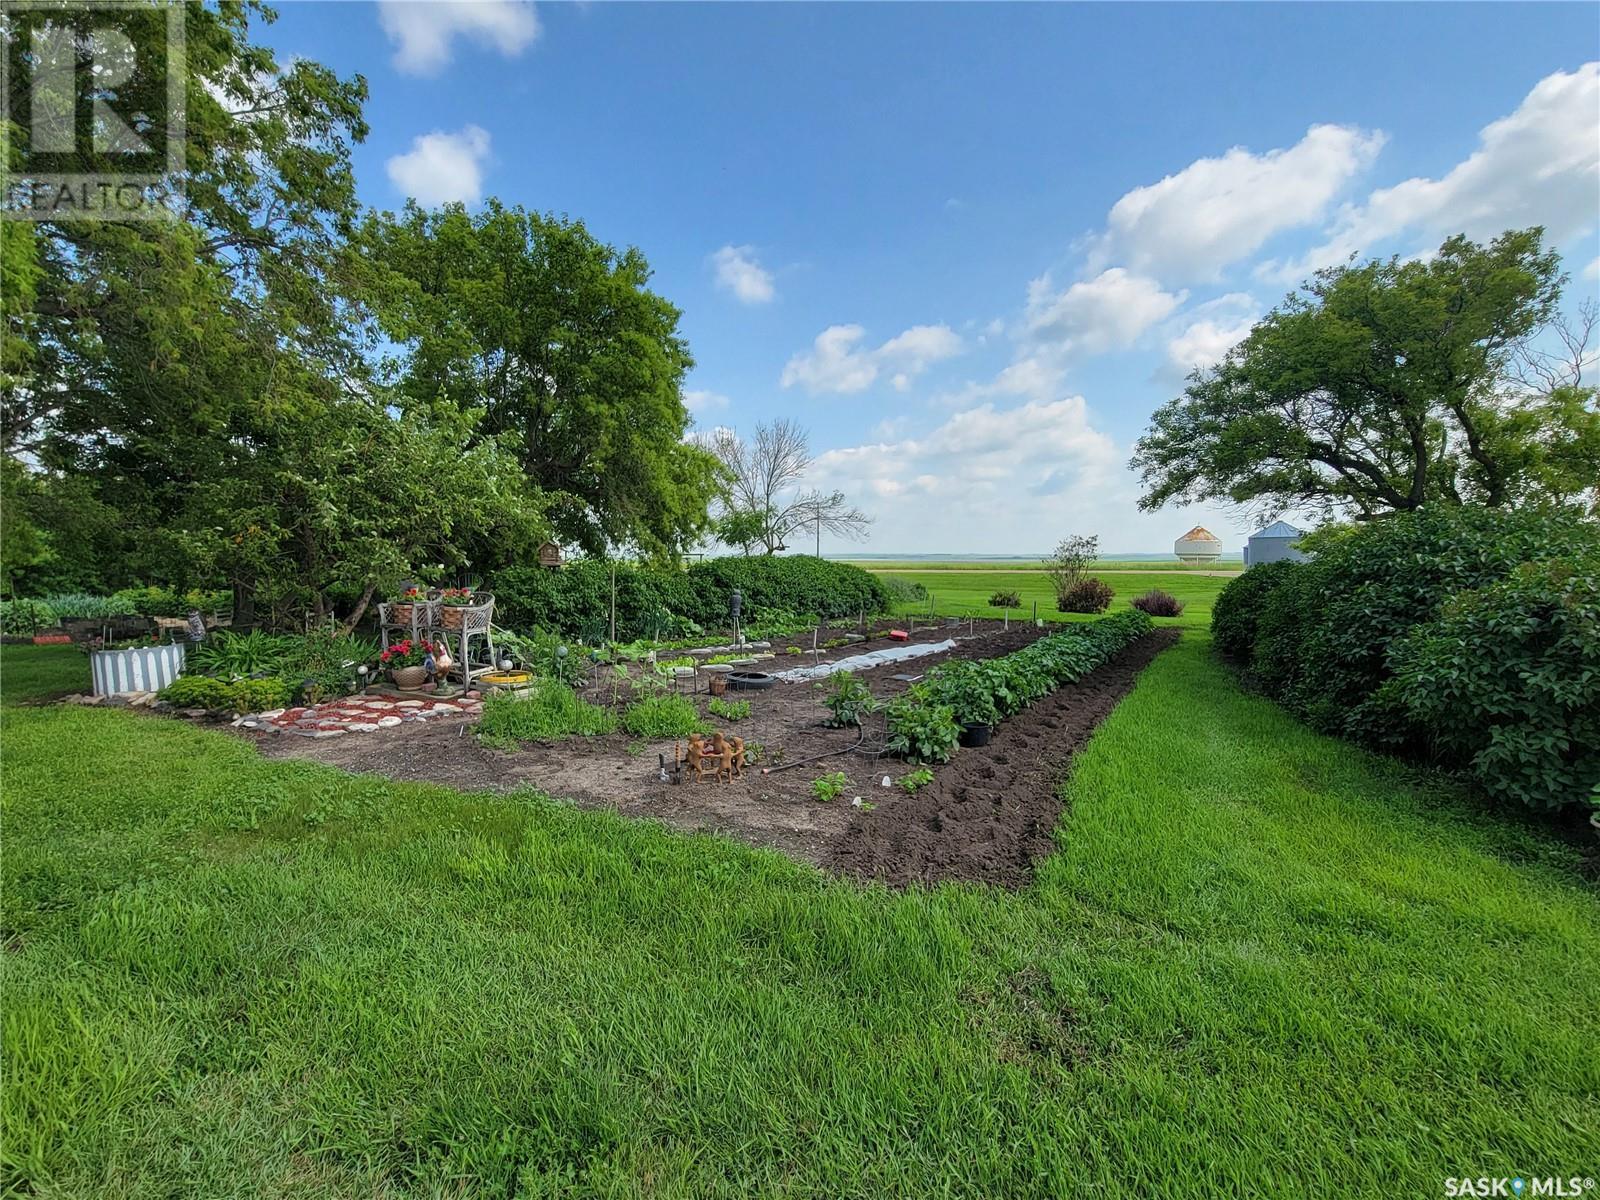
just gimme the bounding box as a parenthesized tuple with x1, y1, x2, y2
(1244, 521, 1308, 567)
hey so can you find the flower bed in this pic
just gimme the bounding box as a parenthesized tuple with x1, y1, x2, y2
(885, 611, 1153, 762)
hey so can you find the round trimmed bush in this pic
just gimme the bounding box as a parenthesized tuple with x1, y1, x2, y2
(1056, 578, 1113, 613)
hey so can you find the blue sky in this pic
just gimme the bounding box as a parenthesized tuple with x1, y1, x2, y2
(262, 2, 1599, 555)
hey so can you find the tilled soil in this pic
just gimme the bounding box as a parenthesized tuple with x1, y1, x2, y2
(826, 629, 1182, 889)
(248, 621, 1178, 885)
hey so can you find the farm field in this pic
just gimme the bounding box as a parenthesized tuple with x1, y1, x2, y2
(878, 568, 1235, 626)
(4, 632, 1596, 1197)
(843, 559, 1245, 573)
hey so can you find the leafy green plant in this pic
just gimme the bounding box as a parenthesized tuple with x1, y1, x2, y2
(621, 694, 705, 738)
(884, 691, 961, 764)
(190, 630, 299, 677)
(988, 590, 1021, 609)
(1057, 578, 1113, 613)
(1210, 560, 1298, 660)
(477, 680, 618, 746)
(785, 645, 802, 655)
(810, 771, 848, 802)
(158, 676, 236, 710)
(231, 678, 289, 714)
(923, 660, 1001, 727)
(35, 592, 137, 620)
(0, 599, 58, 636)
(900, 767, 933, 793)
(707, 697, 751, 722)
(1388, 555, 1600, 812)
(819, 671, 876, 728)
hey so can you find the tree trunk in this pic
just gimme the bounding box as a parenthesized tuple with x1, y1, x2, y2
(341, 581, 378, 635)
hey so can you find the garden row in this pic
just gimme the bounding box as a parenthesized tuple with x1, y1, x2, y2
(873, 610, 1154, 762)
(0, 586, 232, 635)
(1210, 505, 1598, 815)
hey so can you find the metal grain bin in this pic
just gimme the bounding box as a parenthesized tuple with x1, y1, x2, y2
(1243, 521, 1309, 567)
(90, 642, 187, 697)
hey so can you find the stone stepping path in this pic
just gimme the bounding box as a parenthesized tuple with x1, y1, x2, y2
(240, 692, 483, 738)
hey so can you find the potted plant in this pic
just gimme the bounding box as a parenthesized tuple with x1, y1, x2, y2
(380, 638, 432, 689)
(390, 586, 427, 625)
(437, 587, 475, 630)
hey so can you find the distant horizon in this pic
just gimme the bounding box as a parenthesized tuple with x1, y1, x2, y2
(832, 551, 1245, 561)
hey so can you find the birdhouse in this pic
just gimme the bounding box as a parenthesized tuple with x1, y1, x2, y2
(538, 541, 563, 569)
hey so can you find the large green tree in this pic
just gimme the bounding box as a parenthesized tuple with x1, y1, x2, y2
(358, 202, 721, 560)
(1132, 229, 1600, 521)
(2, 2, 547, 624)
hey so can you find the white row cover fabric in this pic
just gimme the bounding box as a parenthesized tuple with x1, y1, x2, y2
(772, 639, 956, 682)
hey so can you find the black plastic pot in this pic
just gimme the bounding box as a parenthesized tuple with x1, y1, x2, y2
(958, 721, 993, 748)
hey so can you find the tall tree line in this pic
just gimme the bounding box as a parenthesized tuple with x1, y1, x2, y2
(2, 1, 719, 627)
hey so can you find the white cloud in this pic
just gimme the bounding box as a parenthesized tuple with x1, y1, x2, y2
(710, 245, 776, 304)
(1164, 293, 1260, 375)
(1265, 63, 1600, 282)
(1098, 124, 1385, 280)
(682, 389, 730, 415)
(1585, 256, 1600, 281)
(781, 323, 963, 394)
(1024, 268, 1185, 358)
(808, 395, 1124, 547)
(386, 125, 492, 206)
(378, 0, 540, 76)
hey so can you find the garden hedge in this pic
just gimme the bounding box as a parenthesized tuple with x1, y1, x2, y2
(491, 556, 891, 641)
(1210, 505, 1600, 813)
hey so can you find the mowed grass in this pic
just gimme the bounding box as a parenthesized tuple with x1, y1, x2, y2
(3, 640, 1597, 1197)
(881, 568, 1232, 627)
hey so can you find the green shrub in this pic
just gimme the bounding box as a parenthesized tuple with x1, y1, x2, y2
(1056, 578, 1113, 613)
(706, 697, 751, 722)
(231, 678, 289, 714)
(1211, 560, 1299, 660)
(818, 671, 876, 728)
(491, 556, 888, 642)
(620, 694, 705, 738)
(158, 676, 236, 710)
(883, 576, 929, 606)
(1250, 506, 1598, 752)
(109, 586, 229, 617)
(477, 681, 618, 745)
(810, 771, 849, 802)
(921, 659, 1002, 727)
(0, 599, 58, 636)
(1389, 555, 1600, 812)
(988, 590, 1021, 609)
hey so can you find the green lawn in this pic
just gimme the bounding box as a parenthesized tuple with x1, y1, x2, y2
(881, 568, 1233, 626)
(2, 640, 1595, 1197)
